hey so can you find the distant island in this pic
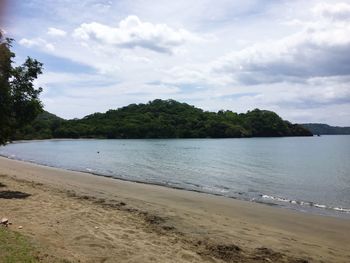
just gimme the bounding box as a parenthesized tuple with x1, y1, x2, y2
(14, 99, 312, 140)
(301, 123, 350, 135)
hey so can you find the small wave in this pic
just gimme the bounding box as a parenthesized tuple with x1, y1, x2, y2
(183, 181, 201, 188)
(202, 185, 230, 193)
(334, 207, 350, 213)
(176, 146, 200, 150)
(215, 184, 230, 190)
(262, 194, 290, 203)
(261, 194, 350, 214)
(0, 153, 16, 159)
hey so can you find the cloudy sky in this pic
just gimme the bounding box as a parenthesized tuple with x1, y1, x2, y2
(3, 0, 350, 125)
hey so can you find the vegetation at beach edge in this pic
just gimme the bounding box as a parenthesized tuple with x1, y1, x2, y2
(0, 227, 38, 263)
(0, 32, 43, 145)
(13, 99, 312, 140)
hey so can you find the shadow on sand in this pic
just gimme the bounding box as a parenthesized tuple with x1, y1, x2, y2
(0, 190, 31, 199)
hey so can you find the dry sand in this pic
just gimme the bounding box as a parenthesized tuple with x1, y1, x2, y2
(0, 156, 349, 262)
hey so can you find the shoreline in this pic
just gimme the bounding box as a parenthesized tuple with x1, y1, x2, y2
(2, 155, 349, 220)
(1, 152, 349, 219)
(1, 156, 350, 262)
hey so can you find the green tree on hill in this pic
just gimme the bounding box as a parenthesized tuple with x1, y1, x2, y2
(0, 31, 43, 145)
(21, 99, 311, 140)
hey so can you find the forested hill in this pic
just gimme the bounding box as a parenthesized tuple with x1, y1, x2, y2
(14, 99, 312, 140)
(301, 123, 350, 135)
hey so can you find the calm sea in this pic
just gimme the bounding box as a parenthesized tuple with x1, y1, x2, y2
(1, 136, 350, 217)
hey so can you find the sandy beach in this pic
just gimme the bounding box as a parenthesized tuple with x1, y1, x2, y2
(0, 156, 349, 262)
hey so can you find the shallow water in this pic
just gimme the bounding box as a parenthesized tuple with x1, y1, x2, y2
(1, 136, 350, 217)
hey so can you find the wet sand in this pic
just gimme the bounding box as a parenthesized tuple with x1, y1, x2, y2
(0, 156, 349, 262)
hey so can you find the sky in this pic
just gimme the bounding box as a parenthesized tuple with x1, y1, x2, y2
(2, 0, 350, 125)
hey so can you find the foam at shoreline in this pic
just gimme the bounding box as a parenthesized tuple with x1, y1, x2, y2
(261, 194, 350, 214)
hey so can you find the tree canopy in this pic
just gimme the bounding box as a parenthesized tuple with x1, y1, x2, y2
(0, 32, 43, 145)
(15, 99, 313, 140)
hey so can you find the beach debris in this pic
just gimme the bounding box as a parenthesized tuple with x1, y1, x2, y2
(18, 225, 23, 229)
(200, 243, 242, 261)
(95, 226, 99, 229)
(1, 217, 9, 226)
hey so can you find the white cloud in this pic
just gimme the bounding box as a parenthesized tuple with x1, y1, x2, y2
(313, 2, 350, 20)
(212, 9, 350, 85)
(73, 15, 200, 54)
(19, 38, 55, 51)
(47, 27, 67, 37)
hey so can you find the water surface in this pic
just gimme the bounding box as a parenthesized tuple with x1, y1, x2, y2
(1, 136, 349, 217)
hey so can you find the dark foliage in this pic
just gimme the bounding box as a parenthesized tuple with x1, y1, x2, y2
(15, 99, 312, 139)
(0, 32, 43, 145)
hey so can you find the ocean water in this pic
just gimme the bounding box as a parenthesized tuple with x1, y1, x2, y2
(1, 136, 350, 217)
